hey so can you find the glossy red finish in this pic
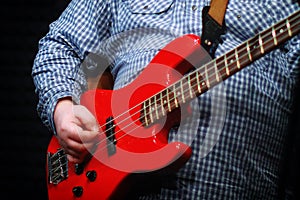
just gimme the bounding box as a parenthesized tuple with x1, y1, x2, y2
(47, 11, 300, 199)
(46, 34, 202, 200)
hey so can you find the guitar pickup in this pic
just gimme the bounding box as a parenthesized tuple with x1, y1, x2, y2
(105, 116, 117, 156)
(47, 149, 68, 184)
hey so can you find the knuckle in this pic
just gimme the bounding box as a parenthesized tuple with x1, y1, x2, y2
(78, 144, 87, 152)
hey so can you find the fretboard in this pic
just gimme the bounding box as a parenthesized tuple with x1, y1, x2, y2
(141, 10, 300, 126)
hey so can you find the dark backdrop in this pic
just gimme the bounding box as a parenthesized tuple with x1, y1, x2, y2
(0, 1, 70, 199)
(0, 1, 299, 199)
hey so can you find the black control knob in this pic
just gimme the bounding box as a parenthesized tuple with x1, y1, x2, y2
(86, 170, 97, 182)
(72, 186, 83, 197)
(75, 163, 84, 175)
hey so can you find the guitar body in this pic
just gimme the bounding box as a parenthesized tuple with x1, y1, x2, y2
(46, 34, 202, 200)
(46, 10, 300, 198)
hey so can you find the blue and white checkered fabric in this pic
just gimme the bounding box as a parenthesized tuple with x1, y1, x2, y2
(32, 0, 300, 199)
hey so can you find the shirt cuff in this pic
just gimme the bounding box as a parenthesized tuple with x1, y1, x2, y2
(47, 92, 80, 135)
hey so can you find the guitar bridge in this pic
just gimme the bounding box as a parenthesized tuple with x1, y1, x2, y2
(47, 149, 68, 184)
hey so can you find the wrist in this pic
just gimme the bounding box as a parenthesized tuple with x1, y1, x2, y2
(54, 97, 74, 124)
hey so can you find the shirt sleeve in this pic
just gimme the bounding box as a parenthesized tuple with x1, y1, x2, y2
(32, 0, 111, 134)
(286, 34, 300, 80)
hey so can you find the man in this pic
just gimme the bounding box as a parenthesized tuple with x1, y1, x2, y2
(32, 0, 300, 199)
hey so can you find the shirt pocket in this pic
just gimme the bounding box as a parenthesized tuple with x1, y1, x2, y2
(224, 1, 275, 42)
(116, 0, 174, 33)
(127, 0, 174, 14)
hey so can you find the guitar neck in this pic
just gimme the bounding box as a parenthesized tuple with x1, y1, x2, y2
(141, 10, 300, 126)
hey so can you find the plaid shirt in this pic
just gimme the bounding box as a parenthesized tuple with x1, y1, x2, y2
(32, 0, 300, 199)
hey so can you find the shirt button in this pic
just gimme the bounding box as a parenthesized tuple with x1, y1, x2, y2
(192, 5, 197, 11)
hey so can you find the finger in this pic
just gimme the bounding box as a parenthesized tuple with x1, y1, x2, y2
(73, 105, 98, 131)
(65, 137, 89, 152)
(67, 154, 83, 164)
(64, 124, 99, 147)
(57, 139, 84, 163)
(67, 131, 98, 153)
(77, 129, 100, 144)
(65, 141, 95, 164)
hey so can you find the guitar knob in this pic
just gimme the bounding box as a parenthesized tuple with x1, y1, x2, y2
(72, 186, 83, 197)
(75, 163, 84, 175)
(86, 170, 97, 182)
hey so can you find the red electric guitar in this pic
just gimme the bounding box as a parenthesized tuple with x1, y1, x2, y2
(46, 10, 300, 200)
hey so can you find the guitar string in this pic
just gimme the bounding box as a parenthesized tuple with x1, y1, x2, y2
(51, 13, 299, 174)
(90, 12, 299, 147)
(50, 12, 299, 172)
(95, 13, 300, 141)
(94, 17, 300, 151)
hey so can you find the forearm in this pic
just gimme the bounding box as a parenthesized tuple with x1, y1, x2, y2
(32, 33, 86, 134)
(32, 0, 112, 134)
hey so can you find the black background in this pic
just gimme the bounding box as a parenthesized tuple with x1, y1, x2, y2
(0, 1, 70, 199)
(0, 1, 299, 199)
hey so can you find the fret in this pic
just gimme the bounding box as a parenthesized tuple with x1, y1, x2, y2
(160, 92, 165, 116)
(138, 10, 300, 128)
(258, 34, 265, 54)
(246, 41, 253, 61)
(214, 60, 220, 82)
(154, 95, 159, 120)
(143, 100, 149, 126)
(224, 54, 230, 75)
(272, 27, 278, 45)
(235, 48, 240, 69)
(188, 75, 193, 98)
(166, 88, 171, 112)
(196, 71, 202, 94)
(173, 84, 179, 108)
(205, 64, 210, 88)
(286, 19, 292, 36)
(180, 80, 185, 103)
(149, 99, 154, 123)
